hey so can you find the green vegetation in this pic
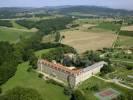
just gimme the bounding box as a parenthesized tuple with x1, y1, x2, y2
(96, 22, 120, 31)
(11, 20, 27, 29)
(0, 42, 20, 85)
(0, 87, 43, 100)
(16, 17, 75, 34)
(1, 62, 69, 100)
(0, 20, 13, 27)
(100, 64, 114, 76)
(70, 89, 86, 100)
(78, 77, 131, 100)
(42, 46, 77, 62)
(105, 62, 133, 84)
(35, 48, 56, 58)
(119, 31, 133, 37)
(0, 27, 34, 43)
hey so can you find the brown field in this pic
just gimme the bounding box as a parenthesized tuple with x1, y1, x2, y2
(61, 30, 116, 53)
(121, 25, 133, 31)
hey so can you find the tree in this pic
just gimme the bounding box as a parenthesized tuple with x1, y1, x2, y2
(0, 87, 43, 100)
(126, 90, 133, 100)
(70, 90, 86, 100)
(90, 84, 99, 91)
(60, 35, 65, 43)
(55, 31, 61, 42)
(100, 64, 113, 75)
(117, 94, 126, 100)
(29, 53, 38, 69)
(0, 87, 2, 94)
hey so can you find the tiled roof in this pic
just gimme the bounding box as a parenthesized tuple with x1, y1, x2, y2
(39, 60, 81, 75)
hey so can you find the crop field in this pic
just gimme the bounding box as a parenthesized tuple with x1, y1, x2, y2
(118, 35, 133, 47)
(61, 30, 116, 53)
(121, 25, 133, 31)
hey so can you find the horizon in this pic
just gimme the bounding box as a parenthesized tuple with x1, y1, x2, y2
(0, 0, 133, 10)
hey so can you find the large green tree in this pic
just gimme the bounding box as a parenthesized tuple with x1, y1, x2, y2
(0, 87, 43, 100)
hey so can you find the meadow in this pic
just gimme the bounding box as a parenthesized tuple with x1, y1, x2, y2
(1, 62, 69, 100)
(0, 27, 35, 43)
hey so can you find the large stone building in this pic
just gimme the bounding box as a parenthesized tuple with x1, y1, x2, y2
(37, 59, 106, 88)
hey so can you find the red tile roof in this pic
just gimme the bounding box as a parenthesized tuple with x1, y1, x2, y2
(39, 60, 81, 75)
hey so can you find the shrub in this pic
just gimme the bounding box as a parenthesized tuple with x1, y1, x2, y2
(27, 67, 32, 72)
(0, 87, 2, 94)
(38, 73, 44, 78)
(63, 87, 72, 96)
(90, 84, 99, 91)
(70, 89, 86, 100)
(46, 79, 64, 87)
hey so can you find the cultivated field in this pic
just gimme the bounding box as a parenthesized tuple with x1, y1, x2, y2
(61, 30, 116, 53)
(121, 25, 133, 31)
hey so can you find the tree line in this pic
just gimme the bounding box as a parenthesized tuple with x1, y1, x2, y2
(16, 17, 75, 34)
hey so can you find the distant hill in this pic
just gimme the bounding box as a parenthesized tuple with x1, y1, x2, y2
(54, 6, 133, 16)
(0, 6, 133, 19)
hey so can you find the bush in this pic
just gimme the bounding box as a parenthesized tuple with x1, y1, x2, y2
(0, 87, 2, 94)
(70, 89, 86, 100)
(63, 87, 72, 96)
(38, 73, 44, 78)
(100, 64, 113, 75)
(90, 84, 99, 91)
(46, 79, 64, 87)
(27, 67, 32, 72)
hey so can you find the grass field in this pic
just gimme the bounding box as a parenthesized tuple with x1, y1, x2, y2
(0, 27, 35, 43)
(61, 30, 116, 53)
(1, 62, 69, 100)
(95, 22, 120, 31)
(35, 48, 56, 58)
(11, 20, 27, 29)
(78, 77, 131, 100)
(118, 35, 133, 47)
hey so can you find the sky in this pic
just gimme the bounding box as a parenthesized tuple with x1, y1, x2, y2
(0, 0, 133, 10)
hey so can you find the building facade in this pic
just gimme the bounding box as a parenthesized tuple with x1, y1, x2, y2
(37, 59, 106, 88)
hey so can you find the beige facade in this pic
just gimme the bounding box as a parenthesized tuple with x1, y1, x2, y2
(37, 59, 106, 87)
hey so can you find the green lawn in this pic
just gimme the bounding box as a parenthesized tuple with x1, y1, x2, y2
(1, 62, 69, 100)
(35, 48, 56, 58)
(78, 77, 130, 100)
(95, 22, 120, 31)
(0, 27, 34, 43)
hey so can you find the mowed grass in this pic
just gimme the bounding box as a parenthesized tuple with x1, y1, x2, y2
(61, 30, 116, 53)
(78, 77, 131, 100)
(1, 62, 69, 100)
(0, 27, 34, 43)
